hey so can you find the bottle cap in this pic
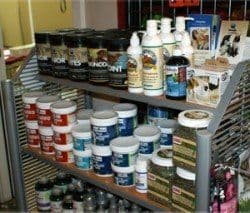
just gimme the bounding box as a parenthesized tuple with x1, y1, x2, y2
(161, 18, 172, 33)
(175, 16, 194, 32)
(130, 32, 140, 47)
(146, 20, 158, 36)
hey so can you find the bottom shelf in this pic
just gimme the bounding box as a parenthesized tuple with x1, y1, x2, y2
(22, 146, 171, 212)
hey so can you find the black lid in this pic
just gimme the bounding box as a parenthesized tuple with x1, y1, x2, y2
(75, 28, 95, 34)
(57, 28, 76, 33)
(49, 32, 68, 45)
(86, 35, 108, 49)
(107, 35, 130, 51)
(65, 33, 89, 47)
(35, 31, 53, 43)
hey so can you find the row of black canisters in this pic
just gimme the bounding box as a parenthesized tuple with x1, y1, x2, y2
(35, 28, 131, 88)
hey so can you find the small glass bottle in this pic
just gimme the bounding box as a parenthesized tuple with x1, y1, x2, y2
(50, 187, 64, 213)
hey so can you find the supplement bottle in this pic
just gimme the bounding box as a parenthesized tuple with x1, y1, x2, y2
(165, 48, 189, 99)
(73, 185, 84, 212)
(35, 31, 52, 74)
(180, 32, 194, 66)
(50, 187, 64, 213)
(96, 189, 109, 212)
(84, 194, 97, 212)
(127, 32, 143, 93)
(66, 33, 89, 81)
(54, 172, 72, 193)
(62, 195, 74, 213)
(135, 156, 148, 193)
(65, 183, 76, 196)
(142, 20, 164, 96)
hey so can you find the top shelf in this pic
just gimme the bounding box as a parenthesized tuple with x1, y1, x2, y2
(38, 74, 215, 113)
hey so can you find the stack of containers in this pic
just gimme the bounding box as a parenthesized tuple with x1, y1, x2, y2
(23, 92, 44, 148)
(51, 100, 77, 163)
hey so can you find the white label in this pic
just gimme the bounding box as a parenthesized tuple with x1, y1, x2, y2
(136, 171, 147, 191)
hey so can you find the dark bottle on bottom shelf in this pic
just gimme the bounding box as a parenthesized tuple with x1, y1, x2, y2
(50, 187, 64, 213)
(54, 172, 72, 194)
(65, 183, 76, 196)
(73, 185, 84, 212)
(62, 195, 74, 213)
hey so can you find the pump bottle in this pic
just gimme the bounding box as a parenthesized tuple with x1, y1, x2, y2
(180, 31, 194, 66)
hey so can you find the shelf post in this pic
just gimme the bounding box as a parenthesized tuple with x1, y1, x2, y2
(1, 80, 27, 211)
(195, 129, 212, 212)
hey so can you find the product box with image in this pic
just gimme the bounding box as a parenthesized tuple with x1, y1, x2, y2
(186, 67, 230, 108)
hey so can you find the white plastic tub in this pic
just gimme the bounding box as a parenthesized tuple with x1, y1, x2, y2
(111, 164, 135, 187)
(73, 149, 92, 170)
(54, 143, 74, 163)
(72, 124, 91, 151)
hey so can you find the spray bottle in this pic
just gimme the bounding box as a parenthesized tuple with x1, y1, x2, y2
(127, 32, 143, 94)
(142, 20, 164, 96)
(174, 16, 194, 45)
(181, 31, 194, 66)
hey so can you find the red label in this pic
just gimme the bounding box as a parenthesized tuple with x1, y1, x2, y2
(40, 135, 54, 153)
(52, 113, 76, 126)
(54, 132, 72, 145)
(27, 128, 40, 147)
(55, 150, 73, 163)
(24, 103, 37, 120)
(38, 108, 52, 126)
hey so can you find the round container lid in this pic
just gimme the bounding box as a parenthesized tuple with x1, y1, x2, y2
(76, 109, 94, 121)
(39, 126, 54, 135)
(178, 110, 213, 128)
(35, 31, 52, 43)
(113, 103, 137, 118)
(110, 136, 139, 153)
(22, 92, 44, 104)
(152, 148, 173, 167)
(111, 163, 135, 173)
(25, 120, 39, 129)
(49, 32, 68, 45)
(72, 124, 91, 138)
(107, 35, 130, 51)
(91, 144, 111, 156)
(36, 95, 60, 109)
(52, 123, 75, 133)
(156, 119, 178, 129)
(50, 100, 77, 114)
(134, 125, 161, 142)
(86, 34, 108, 48)
(54, 143, 73, 151)
(176, 167, 196, 181)
(90, 110, 118, 126)
(73, 149, 92, 157)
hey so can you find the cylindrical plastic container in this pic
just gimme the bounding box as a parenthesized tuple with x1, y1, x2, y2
(147, 105, 169, 125)
(87, 35, 109, 83)
(52, 124, 74, 145)
(22, 92, 44, 121)
(25, 121, 41, 148)
(73, 149, 92, 170)
(76, 109, 94, 125)
(113, 103, 137, 136)
(35, 31, 52, 74)
(72, 124, 91, 151)
(36, 95, 60, 127)
(39, 126, 54, 154)
(91, 144, 112, 177)
(90, 110, 118, 146)
(134, 125, 161, 157)
(135, 156, 148, 193)
(54, 143, 74, 163)
(51, 100, 77, 126)
(111, 164, 135, 187)
(173, 109, 213, 172)
(110, 137, 139, 167)
(156, 119, 178, 148)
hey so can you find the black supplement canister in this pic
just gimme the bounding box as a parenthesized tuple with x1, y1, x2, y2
(107, 35, 130, 89)
(87, 35, 108, 83)
(35, 32, 52, 74)
(49, 32, 69, 78)
(66, 33, 89, 81)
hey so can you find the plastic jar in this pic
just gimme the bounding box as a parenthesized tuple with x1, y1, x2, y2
(50, 187, 64, 213)
(66, 33, 89, 81)
(52, 124, 74, 145)
(54, 172, 72, 193)
(22, 92, 44, 121)
(156, 119, 178, 148)
(111, 164, 135, 187)
(147, 105, 169, 125)
(173, 109, 213, 172)
(90, 110, 118, 146)
(87, 35, 109, 83)
(35, 32, 52, 74)
(113, 103, 137, 136)
(91, 144, 112, 176)
(76, 109, 94, 125)
(107, 36, 130, 89)
(54, 143, 74, 163)
(49, 32, 68, 77)
(73, 149, 92, 170)
(25, 120, 40, 148)
(51, 100, 77, 126)
(72, 124, 91, 151)
(148, 148, 174, 205)
(135, 156, 148, 193)
(134, 125, 161, 157)
(39, 126, 54, 154)
(110, 137, 139, 167)
(36, 95, 60, 127)
(172, 167, 196, 212)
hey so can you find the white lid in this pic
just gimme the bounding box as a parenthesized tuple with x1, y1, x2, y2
(72, 124, 91, 138)
(156, 119, 178, 130)
(135, 156, 148, 170)
(50, 100, 77, 114)
(36, 95, 60, 109)
(161, 17, 172, 33)
(178, 110, 213, 128)
(39, 126, 54, 135)
(113, 103, 137, 118)
(22, 92, 44, 104)
(91, 144, 111, 156)
(25, 120, 39, 129)
(52, 123, 76, 133)
(146, 20, 158, 36)
(152, 148, 173, 167)
(73, 149, 92, 157)
(110, 136, 139, 153)
(76, 109, 94, 121)
(130, 32, 140, 47)
(134, 125, 161, 142)
(176, 167, 196, 181)
(54, 143, 73, 151)
(175, 16, 194, 32)
(111, 163, 135, 173)
(91, 110, 118, 126)
(173, 48, 182, 56)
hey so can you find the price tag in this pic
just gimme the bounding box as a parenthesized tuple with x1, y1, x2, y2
(169, 0, 200, 7)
